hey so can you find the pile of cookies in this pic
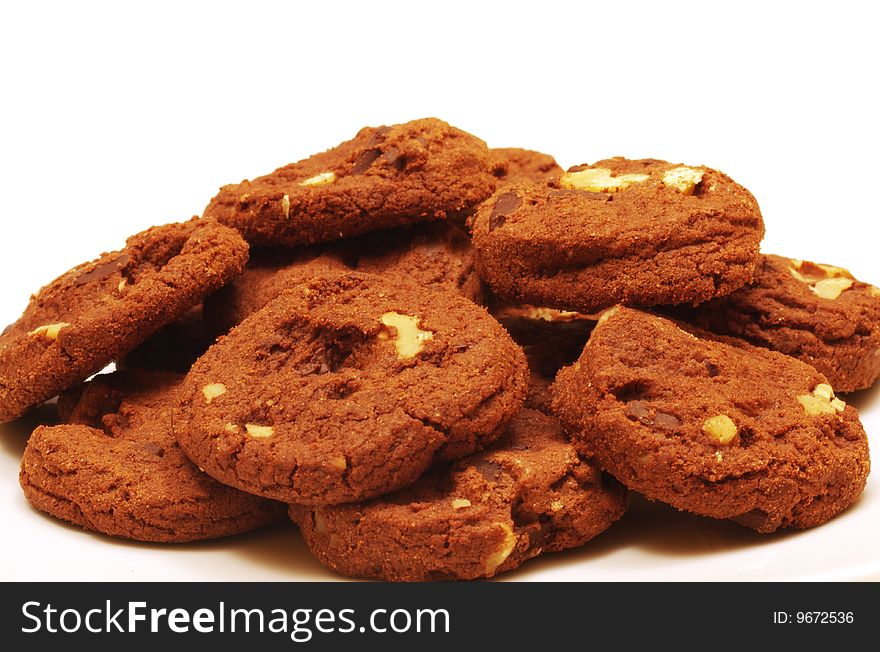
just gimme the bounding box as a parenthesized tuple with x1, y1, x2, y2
(2, 118, 876, 580)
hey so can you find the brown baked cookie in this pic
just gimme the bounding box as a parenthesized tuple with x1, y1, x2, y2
(669, 254, 880, 393)
(291, 408, 627, 581)
(472, 158, 764, 313)
(174, 272, 528, 505)
(204, 118, 495, 246)
(352, 221, 483, 303)
(203, 246, 350, 333)
(20, 371, 285, 542)
(551, 307, 870, 533)
(0, 218, 248, 423)
(490, 148, 563, 188)
(118, 305, 216, 373)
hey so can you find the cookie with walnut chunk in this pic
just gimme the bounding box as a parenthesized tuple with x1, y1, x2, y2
(551, 307, 869, 533)
(472, 158, 764, 313)
(0, 218, 248, 423)
(204, 117, 495, 246)
(174, 272, 528, 506)
(20, 371, 285, 543)
(291, 408, 627, 581)
(669, 254, 880, 392)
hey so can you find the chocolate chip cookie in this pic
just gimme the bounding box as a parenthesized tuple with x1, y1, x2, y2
(0, 218, 248, 423)
(551, 307, 870, 533)
(490, 148, 563, 188)
(291, 408, 627, 581)
(20, 371, 285, 542)
(472, 158, 764, 313)
(204, 118, 495, 246)
(175, 272, 528, 505)
(670, 254, 880, 392)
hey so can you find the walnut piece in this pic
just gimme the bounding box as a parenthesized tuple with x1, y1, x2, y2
(484, 522, 517, 575)
(281, 194, 291, 219)
(28, 323, 70, 340)
(560, 167, 649, 192)
(328, 456, 347, 471)
(811, 278, 854, 300)
(202, 383, 227, 404)
(379, 312, 434, 359)
(245, 423, 274, 438)
(702, 414, 737, 445)
(299, 171, 336, 187)
(662, 166, 704, 195)
(798, 383, 846, 415)
(451, 498, 471, 509)
(789, 259, 855, 300)
(596, 305, 621, 327)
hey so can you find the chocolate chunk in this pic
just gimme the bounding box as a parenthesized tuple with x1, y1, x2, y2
(295, 348, 334, 376)
(383, 146, 400, 165)
(367, 126, 392, 147)
(624, 400, 680, 430)
(141, 441, 164, 456)
(654, 412, 681, 430)
(489, 192, 522, 231)
(471, 459, 503, 481)
(351, 149, 382, 175)
(731, 509, 770, 530)
(624, 400, 651, 422)
(73, 253, 130, 286)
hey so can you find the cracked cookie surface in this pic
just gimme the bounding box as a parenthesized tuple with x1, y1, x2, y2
(175, 272, 528, 505)
(670, 254, 880, 392)
(290, 408, 627, 581)
(551, 307, 870, 533)
(203, 118, 495, 246)
(0, 218, 248, 423)
(472, 158, 764, 312)
(19, 371, 285, 542)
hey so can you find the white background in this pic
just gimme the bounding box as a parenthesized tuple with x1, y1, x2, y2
(1, 1, 878, 580)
